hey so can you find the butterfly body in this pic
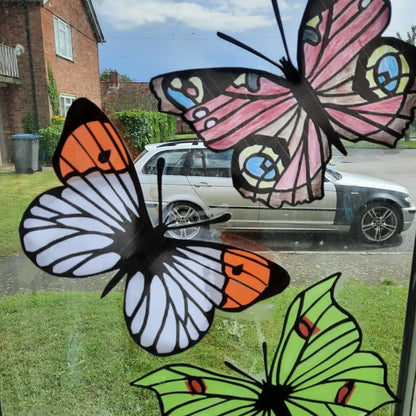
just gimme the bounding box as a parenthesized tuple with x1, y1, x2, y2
(151, 0, 416, 208)
(254, 381, 292, 415)
(19, 98, 290, 356)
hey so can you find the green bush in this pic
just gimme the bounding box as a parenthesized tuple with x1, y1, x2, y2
(35, 110, 175, 165)
(38, 118, 65, 164)
(114, 110, 175, 151)
(23, 113, 38, 134)
(47, 63, 60, 116)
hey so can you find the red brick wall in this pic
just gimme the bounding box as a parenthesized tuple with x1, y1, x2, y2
(0, 2, 45, 162)
(41, 0, 101, 108)
(0, 0, 101, 162)
(101, 80, 158, 114)
(100, 77, 188, 134)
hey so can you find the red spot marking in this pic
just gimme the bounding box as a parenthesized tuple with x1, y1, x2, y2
(187, 87, 197, 97)
(335, 381, 356, 406)
(185, 377, 207, 395)
(296, 316, 319, 339)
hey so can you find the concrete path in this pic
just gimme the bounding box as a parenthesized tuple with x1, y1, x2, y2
(1, 248, 412, 300)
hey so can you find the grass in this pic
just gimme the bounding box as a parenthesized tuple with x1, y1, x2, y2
(342, 138, 416, 149)
(0, 167, 59, 257)
(1, 138, 415, 258)
(0, 281, 406, 415)
(0, 152, 410, 415)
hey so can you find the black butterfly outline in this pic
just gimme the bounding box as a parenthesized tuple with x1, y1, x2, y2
(150, 0, 416, 208)
(19, 98, 290, 356)
(132, 273, 398, 415)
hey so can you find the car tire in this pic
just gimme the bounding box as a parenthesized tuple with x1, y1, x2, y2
(355, 201, 402, 243)
(165, 202, 208, 240)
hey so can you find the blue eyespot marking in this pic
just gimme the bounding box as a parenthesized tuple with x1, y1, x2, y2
(303, 28, 319, 45)
(376, 55, 399, 92)
(167, 87, 195, 109)
(384, 81, 397, 92)
(246, 156, 277, 180)
(247, 73, 260, 92)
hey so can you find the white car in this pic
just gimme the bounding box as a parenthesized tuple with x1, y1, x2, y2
(135, 140, 415, 244)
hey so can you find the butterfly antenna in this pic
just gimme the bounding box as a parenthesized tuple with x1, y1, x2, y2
(156, 158, 165, 226)
(262, 342, 271, 383)
(217, 32, 284, 72)
(225, 361, 263, 387)
(271, 0, 292, 63)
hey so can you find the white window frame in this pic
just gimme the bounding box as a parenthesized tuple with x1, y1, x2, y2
(53, 15, 73, 60)
(60, 94, 76, 116)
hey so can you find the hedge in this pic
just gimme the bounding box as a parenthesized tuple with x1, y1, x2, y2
(35, 110, 175, 165)
(38, 117, 65, 164)
(114, 109, 175, 151)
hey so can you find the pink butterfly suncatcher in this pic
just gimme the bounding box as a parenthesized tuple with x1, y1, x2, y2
(151, 0, 416, 208)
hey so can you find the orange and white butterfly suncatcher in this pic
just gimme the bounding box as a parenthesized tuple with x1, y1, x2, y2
(19, 98, 290, 356)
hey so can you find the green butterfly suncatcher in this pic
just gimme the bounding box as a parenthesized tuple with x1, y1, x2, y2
(132, 274, 397, 415)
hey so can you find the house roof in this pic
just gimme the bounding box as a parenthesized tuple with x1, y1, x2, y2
(82, 0, 105, 43)
(6, 0, 105, 43)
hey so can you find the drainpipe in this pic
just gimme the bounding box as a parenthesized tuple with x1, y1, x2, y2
(22, 0, 39, 131)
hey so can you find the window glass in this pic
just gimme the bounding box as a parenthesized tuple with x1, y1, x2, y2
(142, 149, 194, 175)
(60, 94, 76, 116)
(204, 149, 232, 177)
(53, 15, 73, 60)
(1, 0, 415, 414)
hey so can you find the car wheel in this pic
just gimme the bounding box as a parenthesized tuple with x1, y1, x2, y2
(165, 202, 207, 240)
(356, 202, 402, 243)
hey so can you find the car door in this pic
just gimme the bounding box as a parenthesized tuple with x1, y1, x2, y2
(186, 149, 260, 228)
(257, 175, 338, 230)
(138, 149, 200, 221)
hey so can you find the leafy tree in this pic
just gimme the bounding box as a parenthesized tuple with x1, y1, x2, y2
(397, 25, 416, 45)
(100, 68, 133, 82)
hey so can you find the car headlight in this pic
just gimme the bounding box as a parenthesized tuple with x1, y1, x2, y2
(405, 195, 413, 206)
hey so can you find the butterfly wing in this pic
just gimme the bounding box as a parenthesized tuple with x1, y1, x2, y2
(232, 116, 331, 208)
(299, 0, 390, 88)
(124, 240, 290, 355)
(151, 68, 295, 150)
(152, 69, 332, 208)
(299, 0, 416, 146)
(269, 273, 397, 415)
(133, 274, 395, 415)
(132, 364, 263, 416)
(19, 98, 148, 277)
(324, 37, 416, 146)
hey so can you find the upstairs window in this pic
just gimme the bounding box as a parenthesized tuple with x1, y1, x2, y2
(53, 15, 73, 60)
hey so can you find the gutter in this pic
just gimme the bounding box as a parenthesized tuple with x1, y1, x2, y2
(83, 0, 105, 43)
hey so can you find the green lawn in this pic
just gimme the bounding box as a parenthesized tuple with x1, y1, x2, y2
(1, 137, 415, 257)
(0, 167, 59, 257)
(0, 281, 405, 415)
(0, 160, 409, 415)
(342, 138, 416, 149)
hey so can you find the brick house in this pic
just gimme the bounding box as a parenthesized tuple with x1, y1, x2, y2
(0, 0, 104, 164)
(101, 71, 189, 134)
(100, 71, 158, 114)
